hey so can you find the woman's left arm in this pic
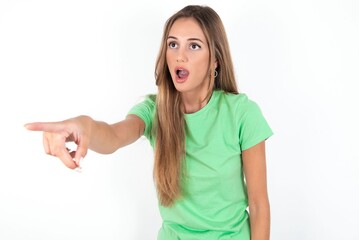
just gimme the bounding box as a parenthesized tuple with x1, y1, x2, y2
(242, 141, 270, 240)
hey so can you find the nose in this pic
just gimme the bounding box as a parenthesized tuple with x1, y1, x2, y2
(176, 48, 187, 63)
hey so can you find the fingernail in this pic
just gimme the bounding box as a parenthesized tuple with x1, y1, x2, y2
(75, 157, 82, 167)
(78, 157, 84, 167)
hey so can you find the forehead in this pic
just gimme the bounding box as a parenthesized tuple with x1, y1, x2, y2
(168, 17, 206, 40)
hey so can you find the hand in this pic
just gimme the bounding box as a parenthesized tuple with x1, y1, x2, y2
(24, 116, 92, 170)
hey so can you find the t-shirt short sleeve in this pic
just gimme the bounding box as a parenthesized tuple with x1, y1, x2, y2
(127, 94, 156, 140)
(237, 95, 273, 151)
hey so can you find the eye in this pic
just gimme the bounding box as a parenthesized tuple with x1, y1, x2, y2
(189, 43, 201, 50)
(168, 42, 178, 49)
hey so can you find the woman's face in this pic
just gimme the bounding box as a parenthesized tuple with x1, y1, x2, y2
(166, 17, 211, 96)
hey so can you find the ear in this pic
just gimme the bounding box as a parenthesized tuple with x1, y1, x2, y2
(214, 59, 218, 69)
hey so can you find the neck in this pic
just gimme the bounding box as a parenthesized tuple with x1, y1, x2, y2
(181, 90, 212, 114)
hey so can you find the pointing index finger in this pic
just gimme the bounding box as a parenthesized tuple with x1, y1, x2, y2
(24, 122, 65, 133)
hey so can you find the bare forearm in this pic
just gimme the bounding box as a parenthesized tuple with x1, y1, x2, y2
(242, 142, 270, 240)
(249, 202, 270, 240)
(86, 116, 143, 154)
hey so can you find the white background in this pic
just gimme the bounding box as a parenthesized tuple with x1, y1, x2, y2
(1, 0, 358, 239)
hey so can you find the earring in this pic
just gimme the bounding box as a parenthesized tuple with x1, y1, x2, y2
(214, 69, 218, 78)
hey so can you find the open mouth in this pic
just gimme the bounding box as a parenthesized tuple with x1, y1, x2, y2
(176, 68, 189, 79)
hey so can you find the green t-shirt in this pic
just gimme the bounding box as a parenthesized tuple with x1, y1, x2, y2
(128, 90, 273, 240)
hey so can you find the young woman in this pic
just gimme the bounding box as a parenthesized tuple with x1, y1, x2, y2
(25, 5, 273, 240)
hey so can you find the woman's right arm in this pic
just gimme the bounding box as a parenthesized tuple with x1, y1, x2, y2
(24, 114, 145, 169)
(89, 114, 145, 154)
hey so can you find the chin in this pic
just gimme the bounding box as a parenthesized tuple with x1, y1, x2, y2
(173, 84, 190, 93)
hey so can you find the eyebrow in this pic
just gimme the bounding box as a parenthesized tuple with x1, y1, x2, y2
(167, 36, 204, 43)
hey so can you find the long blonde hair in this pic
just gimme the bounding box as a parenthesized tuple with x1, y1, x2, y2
(154, 5, 238, 206)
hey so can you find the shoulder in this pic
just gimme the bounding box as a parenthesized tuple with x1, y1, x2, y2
(217, 90, 259, 113)
(128, 93, 157, 117)
(132, 94, 156, 110)
(147, 94, 157, 102)
(141, 94, 157, 106)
